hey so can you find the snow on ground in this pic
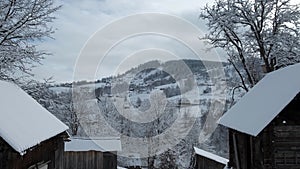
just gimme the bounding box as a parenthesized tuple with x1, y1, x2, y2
(78, 82, 107, 89)
(117, 167, 127, 169)
(72, 82, 109, 93)
(49, 86, 70, 94)
(154, 83, 178, 90)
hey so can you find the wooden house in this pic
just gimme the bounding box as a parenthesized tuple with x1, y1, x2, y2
(218, 63, 300, 169)
(64, 137, 122, 169)
(0, 80, 69, 169)
(193, 147, 229, 169)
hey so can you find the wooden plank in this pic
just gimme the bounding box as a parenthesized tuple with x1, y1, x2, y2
(64, 151, 106, 169)
(196, 155, 227, 169)
(233, 133, 241, 169)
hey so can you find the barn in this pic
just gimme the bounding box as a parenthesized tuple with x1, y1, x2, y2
(193, 147, 229, 169)
(64, 137, 122, 169)
(0, 80, 69, 169)
(218, 63, 300, 169)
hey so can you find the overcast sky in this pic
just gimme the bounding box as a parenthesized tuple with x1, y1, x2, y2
(32, 0, 222, 82)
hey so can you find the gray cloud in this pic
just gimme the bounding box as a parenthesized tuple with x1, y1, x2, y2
(33, 0, 221, 82)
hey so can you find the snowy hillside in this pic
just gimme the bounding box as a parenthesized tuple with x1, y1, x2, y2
(30, 59, 245, 168)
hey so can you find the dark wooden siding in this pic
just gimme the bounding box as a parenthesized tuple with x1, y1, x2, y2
(195, 155, 226, 169)
(64, 151, 117, 169)
(227, 94, 300, 169)
(228, 131, 251, 169)
(103, 152, 117, 169)
(64, 151, 103, 169)
(0, 133, 66, 169)
(229, 126, 300, 169)
(271, 126, 300, 169)
(0, 137, 11, 169)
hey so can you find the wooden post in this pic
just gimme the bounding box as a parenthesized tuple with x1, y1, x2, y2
(246, 135, 253, 169)
(250, 136, 253, 166)
(233, 132, 241, 169)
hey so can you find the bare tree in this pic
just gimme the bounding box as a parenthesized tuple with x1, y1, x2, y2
(146, 90, 169, 169)
(22, 79, 81, 136)
(0, 0, 61, 81)
(200, 0, 300, 90)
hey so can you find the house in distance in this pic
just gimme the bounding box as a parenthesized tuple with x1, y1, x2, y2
(218, 63, 300, 169)
(193, 147, 229, 169)
(64, 137, 122, 169)
(0, 80, 69, 169)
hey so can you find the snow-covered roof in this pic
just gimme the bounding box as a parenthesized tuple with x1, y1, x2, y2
(123, 153, 142, 167)
(193, 147, 228, 165)
(65, 137, 122, 152)
(218, 63, 300, 136)
(0, 81, 68, 155)
(117, 167, 128, 169)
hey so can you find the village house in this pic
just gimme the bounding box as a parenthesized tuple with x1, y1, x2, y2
(123, 153, 143, 169)
(0, 80, 69, 169)
(64, 137, 122, 169)
(218, 63, 300, 169)
(193, 147, 229, 169)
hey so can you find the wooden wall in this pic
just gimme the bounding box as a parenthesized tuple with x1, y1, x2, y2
(103, 152, 117, 169)
(228, 105, 300, 169)
(0, 133, 65, 169)
(0, 137, 11, 169)
(64, 151, 117, 169)
(195, 155, 226, 169)
(64, 151, 103, 169)
(266, 125, 300, 169)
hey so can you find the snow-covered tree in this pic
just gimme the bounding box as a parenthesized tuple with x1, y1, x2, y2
(136, 97, 142, 108)
(158, 149, 178, 169)
(0, 0, 60, 81)
(200, 0, 300, 90)
(147, 90, 167, 169)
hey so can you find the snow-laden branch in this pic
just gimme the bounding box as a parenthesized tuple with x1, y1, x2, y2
(200, 0, 300, 90)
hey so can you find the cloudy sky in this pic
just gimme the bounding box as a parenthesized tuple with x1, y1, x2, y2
(33, 0, 221, 82)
